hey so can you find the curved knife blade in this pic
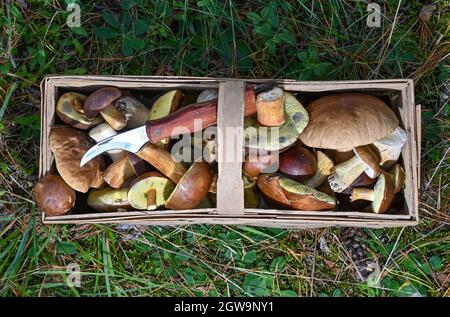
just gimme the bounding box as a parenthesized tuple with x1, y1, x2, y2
(80, 126, 148, 167)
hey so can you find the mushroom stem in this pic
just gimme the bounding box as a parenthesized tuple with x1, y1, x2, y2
(350, 188, 375, 202)
(304, 150, 334, 188)
(146, 188, 157, 209)
(256, 87, 285, 127)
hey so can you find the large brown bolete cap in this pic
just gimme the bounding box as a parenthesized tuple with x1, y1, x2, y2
(84, 87, 122, 119)
(300, 93, 399, 151)
(165, 161, 214, 210)
(34, 175, 76, 216)
(50, 126, 105, 193)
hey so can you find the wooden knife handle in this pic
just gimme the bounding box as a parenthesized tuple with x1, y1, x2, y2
(146, 85, 256, 143)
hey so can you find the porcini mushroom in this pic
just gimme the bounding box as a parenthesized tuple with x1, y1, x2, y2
(328, 146, 381, 193)
(304, 150, 334, 188)
(244, 92, 309, 152)
(243, 152, 279, 180)
(350, 172, 395, 213)
(88, 122, 125, 162)
(50, 126, 104, 193)
(279, 176, 336, 211)
(56, 92, 104, 129)
(34, 175, 76, 216)
(389, 163, 405, 193)
(256, 87, 285, 127)
(257, 174, 335, 211)
(299, 93, 399, 159)
(113, 96, 151, 129)
(127, 172, 175, 210)
(83, 87, 126, 130)
(279, 145, 316, 181)
(136, 143, 187, 184)
(102, 153, 148, 189)
(165, 162, 214, 210)
(370, 127, 407, 169)
(87, 187, 131, 212)
(149, 90, 183, 148)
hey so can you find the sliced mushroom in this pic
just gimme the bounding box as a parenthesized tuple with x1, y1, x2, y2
(350, 172, 394, 213)
(88, 122, 125, 161)
(165, 162, 214, 210)
(243, 152, 279, 180)
(257, 174, 335, 211)
(87, 187, 130, 212)
(83, 87, 126, 130)
(279, 145, 316, 181)
(56, 92, 104, 129)
(50, 127, 104, 193)
(102, 153, 148, 189)
(341, 172, 376, 195)
(304, 150, 334, 188)
(328, 146, 381, 193)
(244, 92, 309, 152)
(136, 143, 187, 184)
(196, 89, 218, 103)
(370, 127, 407, 169)
(34, 175, 76, 216)
(113, 96, 151, 129)
(127, 172, 175, 210)
(389, 163, 405, 193)
(279, 176, 336, 211)
(149, 90, 183, 148)
(256, 87, 285, 127)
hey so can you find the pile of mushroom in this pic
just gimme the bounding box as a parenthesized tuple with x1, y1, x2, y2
(34, 85, 407, 216)
(34, 86, 218, 216)
(244, 91, 407, 213)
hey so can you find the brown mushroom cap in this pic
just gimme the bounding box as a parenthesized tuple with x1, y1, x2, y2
(389, 163, 405, 193)
(300, 93, 399, 151)
(34, 175, 76, 216)
(279, 145, 316, 180)
(50, 126, 104, 193)
(354, 145, 381, 178)
(83, 87, 122, 119)
(243, 152, 279, 180)
(165, 162, 214, 210)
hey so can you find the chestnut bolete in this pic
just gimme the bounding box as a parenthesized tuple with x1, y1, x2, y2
(50, 127, 104, 193)
(127, 172, 175, 210)
(103, 153, 148, 189)
(299, 93, 399, 156)
(328, 146, 381, 193)
(56, 92, 104, 129)
(371, 127, 407, 169)
(149, 90, 183, 148)
(256, 87, 285, 127)
(244, 92, 309, 152)
(165, 162, 214, 210)
(350, 172, 394, 213)
(304, 150, 334, 188)
(34, 175, 75, 216)
(87, 187, 130, 212)
(279, 145, 316, 181)
(83, 87, 126, 130)
(243, 152, 279, 180)
(257, 174, 335, 211)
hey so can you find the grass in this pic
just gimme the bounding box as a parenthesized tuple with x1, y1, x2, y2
(0, 0, 449, 297)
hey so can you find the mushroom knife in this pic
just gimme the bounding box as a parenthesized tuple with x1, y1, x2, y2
(80, 82, 275, 167)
